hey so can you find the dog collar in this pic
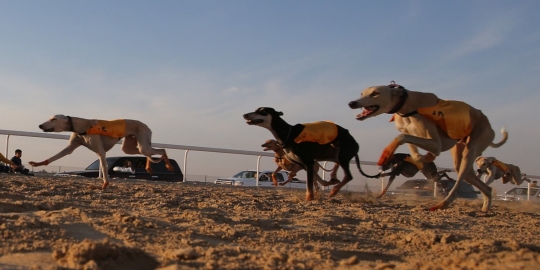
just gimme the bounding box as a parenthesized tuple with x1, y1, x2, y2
(277, 126, 293, 147)
(387, 88, 408, 114)
(67, 116, 75, 132)
(67, 116, 87, 135)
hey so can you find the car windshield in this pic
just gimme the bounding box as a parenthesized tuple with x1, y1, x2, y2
(232, 171, 257, 179)
(505, 188, 540, 195)
(86, 159, 117, 170)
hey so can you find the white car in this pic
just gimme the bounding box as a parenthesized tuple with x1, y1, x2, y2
(214, 170, 305, 189)
(494, 187, 540, 202)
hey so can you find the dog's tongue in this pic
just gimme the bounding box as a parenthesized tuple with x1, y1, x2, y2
(357, 107, 374, 118)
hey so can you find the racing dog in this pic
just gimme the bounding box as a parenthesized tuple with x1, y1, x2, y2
(348, 82, 507, 211)
(261, 139, 340, 187)
(29, 115, 174, 189)
(475, 156, 527, 186)
(244, 107, 379, 200)
(377, 153, 453, 198)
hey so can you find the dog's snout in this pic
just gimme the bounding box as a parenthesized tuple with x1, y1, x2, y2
(243, 113, 249, 119)
(38, 124, 43, 129)
(348, 101, 358, 108)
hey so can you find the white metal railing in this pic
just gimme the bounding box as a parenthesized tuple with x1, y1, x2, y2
(2, 129, 538, 201)
(0, 129, 378, 182)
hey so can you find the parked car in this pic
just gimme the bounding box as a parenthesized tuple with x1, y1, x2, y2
(214, 170, 305, 188)
(55, 156, 183, 182)
(494, 187, 540, 202)
(388, 179, 478, 199)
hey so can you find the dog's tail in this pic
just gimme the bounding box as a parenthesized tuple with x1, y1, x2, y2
(355, 154, 381, 178)
(490, 127, 508, 148)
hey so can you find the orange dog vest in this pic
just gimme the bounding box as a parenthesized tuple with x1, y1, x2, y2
(414, 100, 472, 140)
(491, 159, 509, 173)
(85, 120, 127, 138)
(294, 121, 338, 144)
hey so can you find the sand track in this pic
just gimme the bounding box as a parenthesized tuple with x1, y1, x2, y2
(1, 174, 539, 269)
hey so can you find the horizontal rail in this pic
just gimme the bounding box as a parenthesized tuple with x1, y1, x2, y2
(0, 129, 537, 179)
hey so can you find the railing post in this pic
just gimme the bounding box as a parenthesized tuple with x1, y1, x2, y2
(380, 172, 385, 194)
(5, 135, 10, 157)
(183, 150, 189, 182)
(256, 156, 262, 187)
(434, 182, 437, 197)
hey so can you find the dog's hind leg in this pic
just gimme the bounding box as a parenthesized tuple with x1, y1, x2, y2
(329, 155, 355, 197)
(303, 160, 316, 201)
(430, 136, 492, 212)
(136, 131, 174, 173)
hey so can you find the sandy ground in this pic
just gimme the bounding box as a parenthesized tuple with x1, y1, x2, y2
(1, 174, 540, 270)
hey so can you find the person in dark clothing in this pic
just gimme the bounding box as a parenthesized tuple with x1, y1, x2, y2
(11, 149, 33, 175)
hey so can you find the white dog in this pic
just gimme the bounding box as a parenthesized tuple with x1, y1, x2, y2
(29, 115, 174, 189)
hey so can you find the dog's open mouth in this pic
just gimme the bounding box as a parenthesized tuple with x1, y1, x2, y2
(246, 119, 264, 125)
(356, 105, 379, 120)
(42, 128, 54, 132)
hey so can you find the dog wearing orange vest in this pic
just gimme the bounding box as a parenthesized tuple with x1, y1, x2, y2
(244, 107, 379, 201)
(261, 139, 340, 188)
(475, 156, 527, 186)
(29, 115, 174, 189)
(348, 82, 507, 212)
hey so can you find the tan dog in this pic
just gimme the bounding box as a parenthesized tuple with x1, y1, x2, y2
(261, 139, 340, 187)
(475, 156, 527, 186)
(29, 115, 174, 189)
(348, 82, 508, 212)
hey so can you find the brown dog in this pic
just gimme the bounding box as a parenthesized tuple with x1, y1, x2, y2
(349, 82, 507, 211)
(475, 156, 527, 186)
(261, 139, 339, 187)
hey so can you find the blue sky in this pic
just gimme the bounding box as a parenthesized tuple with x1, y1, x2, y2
(1, 1, 539, 189)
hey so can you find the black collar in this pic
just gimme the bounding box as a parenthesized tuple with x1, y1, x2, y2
(67, 116, 87, 135)
(387, 89, 408, 114)
(277, 126, 292, 147)
(66, 116, 74, 132)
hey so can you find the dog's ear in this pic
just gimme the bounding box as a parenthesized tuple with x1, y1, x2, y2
(475, 156, 483, 163)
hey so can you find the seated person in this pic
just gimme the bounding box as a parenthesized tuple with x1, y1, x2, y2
(10, 149, 32, 175)
(0, 152, 16, 173)
(113, 160, 135, 173)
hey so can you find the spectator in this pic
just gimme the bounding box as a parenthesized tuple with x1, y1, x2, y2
(0, 152, 16, 173)
(10, 149, 33, 175)
(531, 181, 538, 188)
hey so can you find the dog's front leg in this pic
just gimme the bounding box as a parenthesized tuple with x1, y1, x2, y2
(29, 135, 82, 167)
(271, 166, 282, 187)
(379, 134, 442, 166)
(93, 139, 110, 190)
(484, 167, 496, 186)
(377, 174, 397, 198)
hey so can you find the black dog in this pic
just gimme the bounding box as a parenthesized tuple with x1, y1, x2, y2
(243, 107, 379, 200)
(378, 153, 454, 198)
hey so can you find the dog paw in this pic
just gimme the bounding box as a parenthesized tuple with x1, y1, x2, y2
(101, 182, 110, 190)
(428, 203, 445, 211)
(328, 178, 341, 185)
(378, 151, 394, 166)
(305, 193, 314, 201)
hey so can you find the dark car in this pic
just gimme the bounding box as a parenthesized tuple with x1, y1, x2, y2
(60, 156, 183, 182)
(389, 179, 478, 199)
